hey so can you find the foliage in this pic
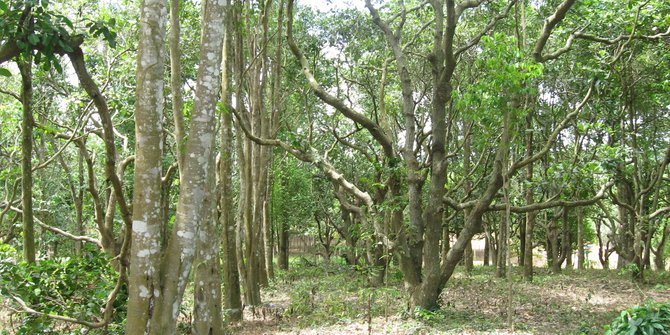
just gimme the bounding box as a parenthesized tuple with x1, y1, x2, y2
(276, 258, 403, 327)
(605, 302, 670, 335)
(0, 243, 125, 334)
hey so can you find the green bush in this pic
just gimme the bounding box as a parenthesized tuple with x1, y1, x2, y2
(605, 302, 670, 335)
(0, 243, 125, 334)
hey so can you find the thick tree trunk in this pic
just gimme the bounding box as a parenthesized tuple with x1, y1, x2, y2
(125, 0, 168, 332)
(193, 148, 224, 335)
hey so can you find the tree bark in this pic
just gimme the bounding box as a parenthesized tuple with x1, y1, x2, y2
(193, 142, 224, 335)
(220, 5, 243, 320)
(278, 219, 289, 270)
(523, 112, 536, 281)
(19, 55, 36, 263)
(577, 207, 584, 270)
(147, 0, 226, 331)
(169, 0, 185, 179)
(125, 0, 168, 332)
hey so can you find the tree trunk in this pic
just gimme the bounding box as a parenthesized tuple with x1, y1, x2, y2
(523, 112, 535, 281)
(549, 216, 561, 274)
(464, 242, 474, 272)
(563, 207, 573, 270)
(169, 0, 185, 177)
(653, 221, 668, 271)
(483, 234, 490, 266)
(220, 19, 243, 318)
(577, 207, 585, 270)
(193, 146, 223, 334)
(278, 220, 289, 270)
(264, 176, 275, 280)
(463, 121, 473, 273)
(19, 56, 36, 263)
(75, 153, 84, 256)
(145, 0, 226, 332)
(125, 0, 169, 332)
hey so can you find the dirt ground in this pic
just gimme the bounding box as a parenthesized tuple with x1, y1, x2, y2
(231, 268, 670, 335)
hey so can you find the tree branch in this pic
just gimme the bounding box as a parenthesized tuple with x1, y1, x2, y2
(532, 0, 577, 62)
(9, 206, 101, 247)
(287, 0, 394, 158)
(508, 78, 596, 177)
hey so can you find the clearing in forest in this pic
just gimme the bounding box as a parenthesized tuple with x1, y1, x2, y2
(231, 260, 670, 335)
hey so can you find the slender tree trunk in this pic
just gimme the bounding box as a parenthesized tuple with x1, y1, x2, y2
(278, 220, 289, 270)
(549, 213, 561, 274)
(483, 234, 490, 266)
(263, 176, 275, 280)
(75, 153, 84, 255)
(19, 56, 36, 263)
(563, 208, 573, 270)
(577, 207, 584, 270)
(169, 0, 185, 177)
(463, 121, 473, 273)
(654, 221, 668, 271)
(523, 113, 536, 280)
(496, 213, 508, 278)
(264, 0, 284, 281)
(486, 225, 497, 268)
(220, 7, 243, 319)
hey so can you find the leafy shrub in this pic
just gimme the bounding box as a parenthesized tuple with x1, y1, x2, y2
(605, 302, 670, 335)
(0, 243, 125, 334)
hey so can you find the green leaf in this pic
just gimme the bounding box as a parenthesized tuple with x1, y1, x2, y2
(27, 34, 40, 45)
(0, 1, 8, 12)
(53, 61, 62, 74)
(0, 68, 10, 77)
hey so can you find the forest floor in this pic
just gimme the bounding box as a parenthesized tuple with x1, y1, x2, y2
(1, 257, 669, 334)
(230, 258, 670, 335)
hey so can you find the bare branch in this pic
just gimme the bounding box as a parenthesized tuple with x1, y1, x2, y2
(455, 0, 515, 58)
(508, 79, 596, 177)
(488, 180, 614, 213)
(650, 207, 670, 220)
(231, 105, 375, 209)
(9, 206, 102, 247)
(287, 0, 394, 158)
(0, 88, 21, 101)
(456, 0, 489, 18)
(532, 0, 577, 62)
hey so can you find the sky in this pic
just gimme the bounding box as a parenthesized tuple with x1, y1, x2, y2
(300, 0, 365, 12)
